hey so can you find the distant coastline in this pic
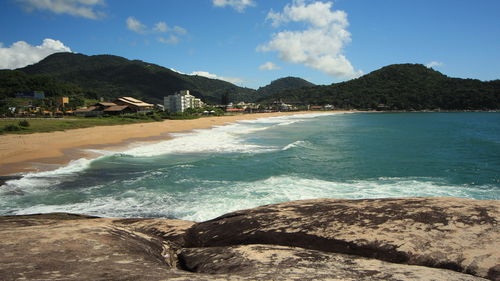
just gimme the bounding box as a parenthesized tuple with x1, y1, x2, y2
(0, 111, 344, 176)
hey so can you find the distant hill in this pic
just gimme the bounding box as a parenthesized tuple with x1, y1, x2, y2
(256, 77, 314, 99)
(18, 53, 256, 104)
(262, 64, 500, 110)
(3, 54, 499, 110)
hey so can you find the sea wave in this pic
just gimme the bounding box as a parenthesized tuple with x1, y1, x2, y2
(282, 140, 314, 151)
(0, 158, 96, 194)
(5, 175, 497, 221)
(1, 113, 327, 190)
(120, 114, 329, 157)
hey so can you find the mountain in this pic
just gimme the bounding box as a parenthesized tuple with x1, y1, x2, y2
(262, 64, 500, 110)
(5, 55, 499, 110)
(256, 77, 314, 99)
(18, 52, 256, 104)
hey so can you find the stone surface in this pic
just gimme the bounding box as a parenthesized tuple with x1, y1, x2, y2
(0, 214, 196, 281)
(0, 198, 498, 280)
(179, 244, 486, 280)
(186, 197, 500, 280)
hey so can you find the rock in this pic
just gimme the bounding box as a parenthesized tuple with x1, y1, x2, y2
(185, 197, 499, 280)
(0, 198, 498, 280)
(179, 244, 487, 280)
(0, 214, 196, 281)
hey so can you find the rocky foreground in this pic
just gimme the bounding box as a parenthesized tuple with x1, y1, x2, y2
(0, 197, 498, 281)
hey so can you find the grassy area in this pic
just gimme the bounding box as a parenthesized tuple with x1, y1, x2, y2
(0, 117, 160, 135)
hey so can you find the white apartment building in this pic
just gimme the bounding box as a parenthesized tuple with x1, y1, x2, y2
(164, 90, 205, 113)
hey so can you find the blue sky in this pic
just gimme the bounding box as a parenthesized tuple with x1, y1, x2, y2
(1, 0, 499, 89)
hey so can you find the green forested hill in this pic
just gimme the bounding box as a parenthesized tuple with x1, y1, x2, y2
(0, 70, 87, 101)
(18, 53, 257, 104)
(256, 77, 314, 99)
(3, 54, 499, 110)
(261, 64, 500, 110)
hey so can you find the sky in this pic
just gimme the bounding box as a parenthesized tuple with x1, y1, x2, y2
(0, 0, 499, 89)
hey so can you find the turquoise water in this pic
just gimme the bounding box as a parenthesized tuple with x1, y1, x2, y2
(1, 112, 499, 221)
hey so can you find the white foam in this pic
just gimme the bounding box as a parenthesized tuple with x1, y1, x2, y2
(122, 113, 341, 157)
(8, 175, 496, 221)
(282, 140, 313, 151)
(1, 158, 96, 194)
(122, 127, 273, 157)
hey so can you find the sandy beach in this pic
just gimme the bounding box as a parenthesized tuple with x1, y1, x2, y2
(0, 111, 341, 176)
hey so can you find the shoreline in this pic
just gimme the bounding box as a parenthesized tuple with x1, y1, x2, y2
(0, 111, 346, 176)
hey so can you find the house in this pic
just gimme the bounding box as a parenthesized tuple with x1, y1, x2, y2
(309, 105, 324, 110)
(164, 90, 205, 113)
(226, 108, 245, 113)
(113, 97, 154, 113)
(74, 97, 153, 116)
(57, 97, 69, 108)
(103, 105, 134, 115)
(74, 106, 103, 117)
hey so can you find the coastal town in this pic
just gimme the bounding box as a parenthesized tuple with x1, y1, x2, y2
(2, 89, 336, 119)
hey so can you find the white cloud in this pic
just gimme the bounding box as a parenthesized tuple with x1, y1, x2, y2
(126, 16, 147, 34)
(212, 0, 255, 12)
(153, 21, 168, 33)
(170, 68, 186, 75)
(426, 61, 444, 68)
(173, 26, 187, 35)
(191, 71, 244, 84)
(0, 38, 72, 69)
(128, 17, 188, 45)
(259, 61, 281, 71)
(259, 0, 362, 79)
(16, 0, 105, 19)
(158, 35, 179, 45)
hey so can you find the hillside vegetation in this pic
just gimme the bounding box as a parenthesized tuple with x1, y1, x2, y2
(18, 53, 257, 104)
(256, 76, 314, 100)
(262, 64, 500, 110)
(1, 53, 498, 110)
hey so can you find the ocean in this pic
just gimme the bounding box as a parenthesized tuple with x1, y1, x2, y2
(1, 112, 499, 221)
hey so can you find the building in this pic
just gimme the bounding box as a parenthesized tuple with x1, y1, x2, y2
(113, 97, 154, 113)
(74, 97, 152, 117)
(309, 105, 324, 110)
(57, 97, 69, 107)
(164, 90, 205, 113)
(15, 91, 45, 99)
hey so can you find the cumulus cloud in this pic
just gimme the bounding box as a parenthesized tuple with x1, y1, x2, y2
(0, 38, 72, 69)
(127, 17, 188, 45)
(212, 0, 255, 12)
(259, 61, 281, 71)
(153, 21, 168, 33)
(169, 68, 244, 84)
(172, 26, 187, 35)
(127, 16, 147, 34)
(191, 71, 244, 84)
(170, 68, 186, 75)
(258, 0, 361, 79)
(16, 0, 105, 19)
(426, 61, 444, 68)
(158, 35, 180, 45)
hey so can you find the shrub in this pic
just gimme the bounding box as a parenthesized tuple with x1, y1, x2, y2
(4, 124, 22, 131)
(18, 120, 30, 127)
(151, 114, 163, 121)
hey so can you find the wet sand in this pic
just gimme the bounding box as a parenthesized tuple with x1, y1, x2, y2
(0, 111, 344, 176)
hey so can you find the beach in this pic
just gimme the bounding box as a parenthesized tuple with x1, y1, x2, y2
(0, 111, 336, 176)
